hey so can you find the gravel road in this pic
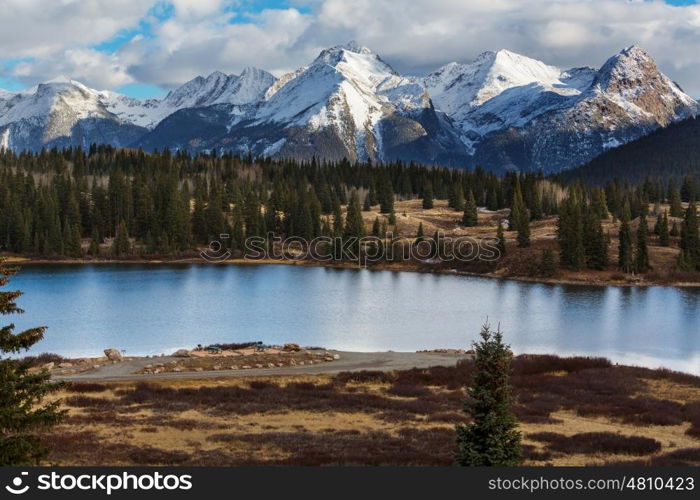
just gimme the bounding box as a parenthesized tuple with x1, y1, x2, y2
(55, 350, 472, 382)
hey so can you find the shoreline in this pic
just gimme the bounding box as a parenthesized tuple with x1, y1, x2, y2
(6, 255, 700, 289)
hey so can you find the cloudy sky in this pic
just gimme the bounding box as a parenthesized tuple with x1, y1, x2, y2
(1, 0, 700, 98)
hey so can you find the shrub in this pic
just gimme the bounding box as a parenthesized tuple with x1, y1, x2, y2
(529, 432, 661, 455)
(66, 382, 109, 393)
(386, 384, 432, 398)
(334, 370, 395, 385)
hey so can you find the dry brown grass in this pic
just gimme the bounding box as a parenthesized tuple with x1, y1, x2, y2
(41, 356, 700, 466)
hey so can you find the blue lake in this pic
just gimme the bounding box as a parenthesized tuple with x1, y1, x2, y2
(7, 264, 700, 374)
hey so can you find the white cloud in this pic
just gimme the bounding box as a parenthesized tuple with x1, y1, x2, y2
(171, 0, 228, 19)
(124, 7, 314, 87)
(3, 0, 700, 96)
(12, 49, 134, 90)
(0, 0, 156, 58)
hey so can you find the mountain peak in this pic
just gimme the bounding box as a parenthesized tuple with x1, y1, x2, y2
(342, 40, 372, 55)
(313, 41, 377, 66)
(595, 45, 661, 92)
(619, 44, 652, 59)
(45, 74, 74, 84)
(205, 70, 228, 80)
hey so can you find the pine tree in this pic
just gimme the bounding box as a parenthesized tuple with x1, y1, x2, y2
(517, 217, 530, 248)
(343, 191, 365, 239)
(486, 187, 499, 211)
(557, 193, 585, 270)
(462, 190, 478, 227)
(511, 181, 530, 247)
(618, 202, 633, 273)
(379, 180, 394, 214)
(654, 212, 663, 235)
(456, 323, 521, 466)
(540, 248, 556, 277)
(659, 212, 670, 247)
(111, 220, 131, 257)
(416, 222, 424, 242)
(679, 200, 699, 271)
(635, 215, 650, 273)
(388, 209, 396, 226)
(332, 198, 344, 237)
(0, 261, 63, 465)
(671, 221, 680, 237)
(530, 187, 543, 221)
(89, 227, 100, 257)
(372, 217, 381, 237)
(591, 188, 609, 219)
(422, 182, 434, 210)
(496, 224, 506, 257)
(670, 189, 683, 218)
(583, 208, 608, 270)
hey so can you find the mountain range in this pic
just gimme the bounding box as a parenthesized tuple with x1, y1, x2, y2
(0, 42, 696, 173)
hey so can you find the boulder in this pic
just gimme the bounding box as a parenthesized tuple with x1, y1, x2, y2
(58, 362, 73, 368)
(42, 362, 55, 370)
(172, 349, 191, 358)
(283, 343, 301, 352)
(332, 354, 341, 360)
(104, 348, 122, 361)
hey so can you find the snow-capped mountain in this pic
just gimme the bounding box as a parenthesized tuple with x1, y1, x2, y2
(139, 42, 466, 165)
(0, 77, 146, 152)
(424, 45, 696, 171)
(0, 43, 696, 172)
(98, 67, 276, 129)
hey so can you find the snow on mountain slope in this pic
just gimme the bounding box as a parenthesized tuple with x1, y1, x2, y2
(468, 46, 697, 172)
(422, 45, 696, 171)
(248, 42, 434, 161)
(100, 68, 276, 129)
(425, 50, 597, 137)
(265, 67, 307, 100)
(0, 43, 696, 171)
(0, 78, 147, 151)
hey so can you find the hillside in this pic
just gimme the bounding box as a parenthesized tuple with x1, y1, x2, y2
(560, 116, 700, 185)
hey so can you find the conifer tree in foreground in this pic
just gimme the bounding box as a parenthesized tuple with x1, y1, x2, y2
(456, 323, 522, 466)
(0, 261, 63, 465)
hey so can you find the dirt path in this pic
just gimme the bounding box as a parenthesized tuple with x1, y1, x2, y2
(54, 350, 471, 382)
